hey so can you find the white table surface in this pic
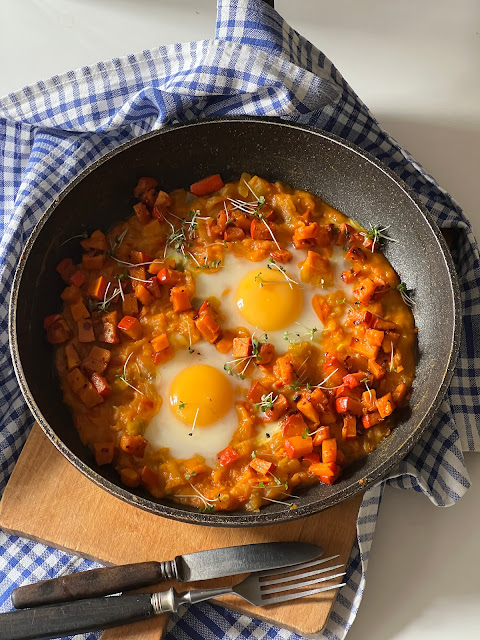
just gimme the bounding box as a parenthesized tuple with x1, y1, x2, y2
(1, 2, 479, 639)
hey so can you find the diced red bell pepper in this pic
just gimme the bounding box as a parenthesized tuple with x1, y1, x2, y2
(190, 174, 224, 196)
(70, 270, 86, 288)
(335, 396, 363, 416)
(217, 446, 240, 467)
(362, 412, 382, 429)
(302, 452, 321, 465)
(249, 457, 274, 476)
(282, 414, 308, 438)
(118, 315, 143, 340)
(156, 267, 181, 286)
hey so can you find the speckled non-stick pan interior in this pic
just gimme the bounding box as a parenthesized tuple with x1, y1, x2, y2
(9, 118, 461, 526)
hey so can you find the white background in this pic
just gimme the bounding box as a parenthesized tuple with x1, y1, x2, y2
(1, 1, 479, 639)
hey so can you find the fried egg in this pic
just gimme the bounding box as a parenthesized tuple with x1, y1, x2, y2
(193, 248, 353, 351)
(144, 344, 247, 466)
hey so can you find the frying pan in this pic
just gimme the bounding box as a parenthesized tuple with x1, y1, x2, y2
(9, 118, 461, 526)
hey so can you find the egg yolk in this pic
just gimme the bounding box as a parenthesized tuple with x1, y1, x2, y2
(236, 268, 303, 330)
(169, 364, 234, 427)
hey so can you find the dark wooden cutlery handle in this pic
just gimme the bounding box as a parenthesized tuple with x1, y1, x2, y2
(11, 561, 166, 609)
(0, 593, 154, 640)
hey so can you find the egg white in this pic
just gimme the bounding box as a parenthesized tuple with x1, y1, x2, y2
(193, 247, 354, 352)
(144, 343, 247, 466)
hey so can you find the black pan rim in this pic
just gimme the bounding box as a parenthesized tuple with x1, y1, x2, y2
(8, 116, 461, 527)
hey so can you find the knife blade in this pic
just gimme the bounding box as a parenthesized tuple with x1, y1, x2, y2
(11, 541, 322, 610)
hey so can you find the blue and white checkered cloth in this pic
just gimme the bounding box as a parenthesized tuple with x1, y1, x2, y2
(1, 1, 479, 638)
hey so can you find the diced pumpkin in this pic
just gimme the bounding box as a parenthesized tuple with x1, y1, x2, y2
(392, 382, 408, 404)
(270, 249, 292, 263)
(224, 226, 245, 242)
(345, 246, 367, 263)
(88, 276, 109, 300)
(61, 285, 82, 304)
(250, 218, 273, 241)
(282, 413, 308, 438)
(81, 230, 108, 252)
(302, 452, 321, 465)
(299, 251, 333, 287)
(45, 316, 71, 344)
(249, 457, 274, 476)
(151, 333, 169, 353)
(134, 177, 158, 200)
(312, 294, 330, 324)
(170, 287, 192, 313)
(82, 252, 106, 271)
(310, 388, 328, 411)
(93, 442, 114, 466)
(141, 465, 160, 489)
(296, 397, 320, 423)
(248, 381, 269, 404)
(264, 394, 289, 422)
(354, 277, 377, 306)
(284, 436, 313, 459)
(371, 316, 399, 331)
(67, 368, 103, 408)
(273, 355, 295, 387)
(194, 302, 221, 343)
(91, 372, 112, 397)
(146, 277, 162, 299)
(135, 284, 155, 307)
(233, 337, 251, 358)
(342, 414, 357, 439)
(77, 320, 95, 343)
(365, 329, 385, 347)
(120, 434, 148, 458)
(64, 342, 81, 371)
(69, 300, 90, 323)
(292, 222, 319, 249)
(256, 342, 275, 365)
(98, 311, 119, 345)
(312, 425, 331, 446)
(309, 461, 341, 484)
(376, 392, 395, 418)
(130, 250, 154, 265)
(367, 359, 386, 380)
(82, 346, 111, 375)
(133, 202, 151, 225)
(215, 334, 234, 354)
(362, 388, 377, 412)
(118, 315, 143, 340)
(342, 372, 367, 389)
(120, 468, 140, 488)
(362, 411, 382, 429)
(122, 293, 139, 316)
(350, 337, 380, 360)
(322, 438, 337, 464)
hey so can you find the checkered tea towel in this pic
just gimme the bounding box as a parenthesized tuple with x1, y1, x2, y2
(0, 1, 478, 639)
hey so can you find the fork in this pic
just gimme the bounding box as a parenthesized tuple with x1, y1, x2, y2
(0, 556, 345, 640)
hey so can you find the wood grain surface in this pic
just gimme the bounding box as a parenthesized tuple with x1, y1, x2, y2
(0, 425, 362, 639)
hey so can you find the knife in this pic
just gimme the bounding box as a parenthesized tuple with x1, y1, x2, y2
(11, 541, 322, 609)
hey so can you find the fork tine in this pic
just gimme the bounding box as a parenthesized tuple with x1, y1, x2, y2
(262, 582, 346, 605)
(260, 563, 344, 586)
(256, 555, 340, 578)
(262, 571, 345, 595)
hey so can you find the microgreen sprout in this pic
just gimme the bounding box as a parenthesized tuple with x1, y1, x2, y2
(109, 228, 128, 256)
(251, 450, 256, 459)
(254, 392, 278, 413)
(178, 401, 188, 411)
(117, 277, 125, 302)
(360, 225, 398, 253)
(396, 282, 415, 308)
(116, 352, 145, 396)
(179, 483, 220, 511)
(93, 282, 121, 312)
(267, 258, 298, 288)
(61, 231, 89, 246)
(387, 347, 396, 373)
(288, 379, 302, 392)
(185, 471, 196, 481)
(188, 408, 200, 437)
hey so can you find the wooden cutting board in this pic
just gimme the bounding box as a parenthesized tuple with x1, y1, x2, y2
(0, 425, 362, 639)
